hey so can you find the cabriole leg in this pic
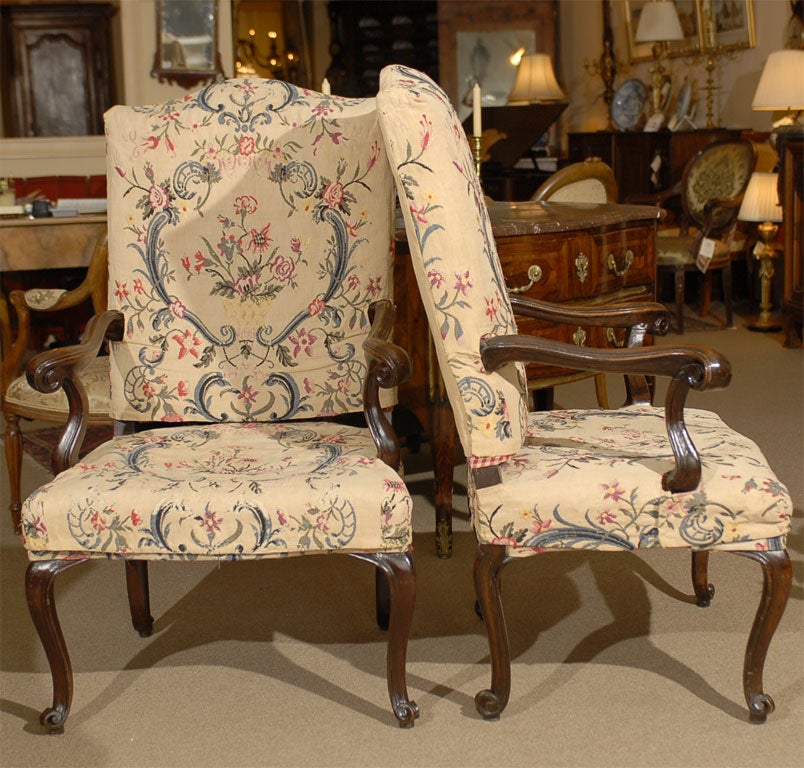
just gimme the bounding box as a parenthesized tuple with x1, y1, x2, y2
(26, 558, 86, 734)
(473, 543, 511, 720)
(375, 566, 390, 631)
(691, 550, 715, 607)
(354, 551, 418, 727)
(125, 560, 154, 637)
(5, 412, 23, 533)
(735, 549, 792, 723)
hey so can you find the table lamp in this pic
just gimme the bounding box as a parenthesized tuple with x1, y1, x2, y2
(752, 49, 804, 128)
(507, 53, 565, 104)
(738, 172, 784, 332)
(634, 0, 683, 119)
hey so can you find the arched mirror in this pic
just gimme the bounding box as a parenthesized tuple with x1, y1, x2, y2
(151, 0, 223, 88)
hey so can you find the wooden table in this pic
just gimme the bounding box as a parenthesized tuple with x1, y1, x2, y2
(394, 200, 663, 557)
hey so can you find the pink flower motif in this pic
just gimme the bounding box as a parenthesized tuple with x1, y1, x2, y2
(33, 515, 47, 536)
(234, 195, 258, 215)
(303, 377, 313, 394)
(454, 270, 474, 295)
(485, 295, 499, 319)
(178, 381, 189, 396)
(247, 225, 272, 254)
(330, 131, 343, 145)
(290, 237, 302, 254)
(173, 330, 202, 360)
(115, 281, 129, 301)
(601, 482, 626, 502)
(428, 269, 444, 288)
(159, 111, 180, 122)
(322, 181, 345, 207)
(238, 135, 256, 156)
(308, 297, 325, 316)
(419, 114, 432, 150)
(142, 380, 156, 399)
(598, 510, 617, 525)
(367, 276, 382, 296)
(115, 166, 127, 178)
(289, 328, 317, 357)
(316, 512, 331, 531)
(410, 203, 428, 223)
(90, 511, 107, 532)
(161, 413, 184, 422)
(367, 141, 379, 171)
(133, 279, 144, 294)
(347, 274, 360, 291)
(271, 254, 296, 282)
(233, 272, 262, 296)
(200, 510, 222, 534)
(143, 136, 159, 150)
(384, 479, 405, 492)
(277, 510, 288, 526)
(169, 300, 186, 318)
(237, 384, 258, 404)
(492, 536, 520, 547)
(312, 105, 333, 117)
(148, 184, 170, 211)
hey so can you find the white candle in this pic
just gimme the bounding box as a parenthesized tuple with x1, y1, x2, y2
(472, 83, 482, 137)
(321, 78, 331, 95)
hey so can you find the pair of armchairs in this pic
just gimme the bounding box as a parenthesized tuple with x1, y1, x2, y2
(16, 70, 791, 733)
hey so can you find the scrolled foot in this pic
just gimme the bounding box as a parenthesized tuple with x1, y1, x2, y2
(474, 689, 503, 720)
(748, 692, 775, 724)
(696, 583, 715, 608)
(40, 705, 68, 734)
(394, 699, 419, 728)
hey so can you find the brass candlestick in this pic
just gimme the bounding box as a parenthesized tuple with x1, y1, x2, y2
(748, 222, 782, 332)
(472, 135, 482, 180)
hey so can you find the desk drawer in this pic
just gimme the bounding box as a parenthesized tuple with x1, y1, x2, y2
(500, 225, 654, 301)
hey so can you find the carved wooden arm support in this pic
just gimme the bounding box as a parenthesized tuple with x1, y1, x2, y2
(363, 300, 412, 470)
(480, 334, 731, 492)
(26, 310, 123, 473)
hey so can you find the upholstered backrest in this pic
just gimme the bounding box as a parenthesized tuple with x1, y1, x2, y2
(106, 79, 395, 423)
(377, 65, 527, 464)
(532, 159, 617, 204)
(682, 139, 756, 232)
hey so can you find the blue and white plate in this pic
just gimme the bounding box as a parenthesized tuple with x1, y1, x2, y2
(611, 78, 647, 131)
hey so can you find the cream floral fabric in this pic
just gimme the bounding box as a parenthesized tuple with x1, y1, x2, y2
(23, 288, 68, 311)
(377, 65, 527, 463)
(5, 356, 110, 417)
(471, 406, 791, 555)
(23, 422, 411, 559)
(379, 64, 791, 556)
(105, 79, 396, 423)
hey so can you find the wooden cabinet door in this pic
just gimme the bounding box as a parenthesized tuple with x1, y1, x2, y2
(1, 3, 116, 137)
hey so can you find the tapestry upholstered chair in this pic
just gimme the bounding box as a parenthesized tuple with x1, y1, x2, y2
(531, 158, 619, 410)
(1, 235, 111, 532)
(378, 65, 792, 723)
(19, 79, 418, 732)
(638, 140, 756, 333)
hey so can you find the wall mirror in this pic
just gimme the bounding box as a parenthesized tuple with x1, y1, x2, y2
(151, 0, 223, 88)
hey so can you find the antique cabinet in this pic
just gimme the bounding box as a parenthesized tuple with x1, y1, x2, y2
(778, 128, 804, 347)
(0, 3, 117, 137)
(567, 129, 742, 201)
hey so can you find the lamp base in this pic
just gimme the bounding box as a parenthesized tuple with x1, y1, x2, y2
(747, 315, 783, 333)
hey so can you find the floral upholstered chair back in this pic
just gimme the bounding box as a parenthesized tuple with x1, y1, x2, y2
(377, 65, 528, 466)
(681, 139, 755, 232)
(105, 80, 395, 424)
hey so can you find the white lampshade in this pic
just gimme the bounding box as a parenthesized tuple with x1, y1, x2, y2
(635, 0, 684, 43)
(752, 50, 804, 112)
(508, 53, 565, 104)
(738, 172, 783, 223)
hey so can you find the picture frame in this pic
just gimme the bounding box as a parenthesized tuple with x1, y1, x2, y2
(623, 0, 755, 65)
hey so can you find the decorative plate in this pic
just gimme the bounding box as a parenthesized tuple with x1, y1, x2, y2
(670, 80, 692, 129)
(611, 78, 647, 131)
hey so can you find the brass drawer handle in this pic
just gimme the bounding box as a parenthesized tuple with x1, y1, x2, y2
(606, 327, 625, 347)
(607, 249, 634, 278)
(508, 264, 543, 294)
(573, 326, 587, 346)
(575, 252, 589, 283)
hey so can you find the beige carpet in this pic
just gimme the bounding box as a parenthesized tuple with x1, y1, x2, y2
(1, 317, 802, 768)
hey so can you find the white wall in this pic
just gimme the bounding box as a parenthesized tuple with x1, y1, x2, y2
(558, 0, 791, 149)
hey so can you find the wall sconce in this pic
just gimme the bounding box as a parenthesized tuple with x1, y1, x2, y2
(738, 172, 784, 332)
(752, 49, 804, 128)
(508, 53, 566, 104)
(634, 0, 683, 122)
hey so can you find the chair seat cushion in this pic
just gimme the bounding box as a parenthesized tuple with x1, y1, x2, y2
(5, 356, 110, 419)
(21, 422, 412, 560)
(470, 405, 791, 555)
(656, 235, 729, 266)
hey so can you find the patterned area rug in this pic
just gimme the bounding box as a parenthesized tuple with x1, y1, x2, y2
(19, 425, 114, 472)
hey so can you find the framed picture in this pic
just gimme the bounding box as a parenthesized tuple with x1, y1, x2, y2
(624, 0, 702, 63)
(623, 0, 755, 64)
(701, 0, 756, 52)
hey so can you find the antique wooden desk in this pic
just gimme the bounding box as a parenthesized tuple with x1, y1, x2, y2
(394, 200, 663, 557)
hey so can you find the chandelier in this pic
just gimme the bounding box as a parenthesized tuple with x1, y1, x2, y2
(236, 28, 300, 81)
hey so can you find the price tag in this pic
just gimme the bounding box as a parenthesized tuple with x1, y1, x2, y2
(696, 237, 716, 272)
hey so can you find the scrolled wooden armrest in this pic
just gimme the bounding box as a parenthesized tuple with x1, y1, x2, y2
(510, 295, 670, 333)
(480, 334, 731, 493)
(26, 310, 123, 473)
(362, 300, 412, 469)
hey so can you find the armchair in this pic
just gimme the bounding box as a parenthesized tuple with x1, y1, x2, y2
(378, 66, 791, 722)
(2, 234, 111, 532)
(634, 140, 756, 333)
(19, 79, 418, 731)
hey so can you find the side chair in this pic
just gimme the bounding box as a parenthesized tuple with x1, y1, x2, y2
(378, 64, 792, 723)
(19, 78, 418, 732)
(1, 234, 111, 532)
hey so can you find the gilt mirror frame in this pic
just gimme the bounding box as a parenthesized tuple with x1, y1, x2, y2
(151, 0, 224, 88)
